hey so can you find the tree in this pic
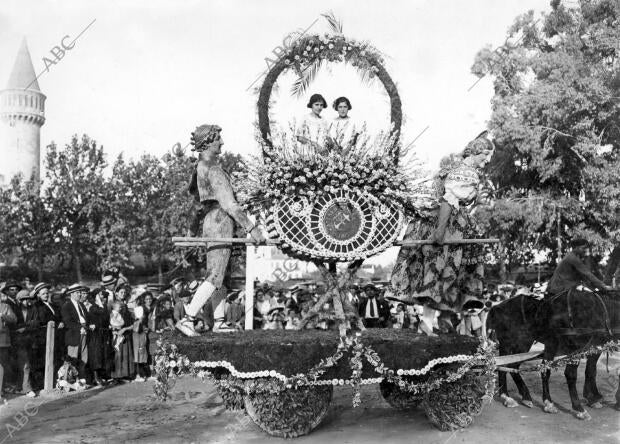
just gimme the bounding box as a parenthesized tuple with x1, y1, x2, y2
(0, 175, 59, 279)
(111, 151, 197, 283)
(471, 0, 620, 268)
(45, 135, 108, 281)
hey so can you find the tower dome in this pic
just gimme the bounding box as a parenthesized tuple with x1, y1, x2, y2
(0, 38, 46, 185)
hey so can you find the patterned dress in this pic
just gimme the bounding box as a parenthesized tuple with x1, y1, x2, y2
(390, 160, 486, 312)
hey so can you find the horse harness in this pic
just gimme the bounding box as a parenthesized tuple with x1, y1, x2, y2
(549, 288, 616, 337)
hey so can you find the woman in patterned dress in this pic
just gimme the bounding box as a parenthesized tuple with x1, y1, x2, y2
(390, 132, 494, 333)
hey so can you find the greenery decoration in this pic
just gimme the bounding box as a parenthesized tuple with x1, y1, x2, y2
(153, 331, 493, 404)
(158, 330, 481, 381)
(379, 380, 423, 410)
(244, 386, 333, 438)
(422, 371, 492, 431)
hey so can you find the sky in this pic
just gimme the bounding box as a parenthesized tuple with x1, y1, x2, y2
(0, 0, 551, 170)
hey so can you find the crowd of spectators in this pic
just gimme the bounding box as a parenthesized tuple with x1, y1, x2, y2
(0, 268, 218, 406)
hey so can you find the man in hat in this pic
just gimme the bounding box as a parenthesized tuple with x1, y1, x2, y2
(100, 273, 117, 308)
(2, 279, 22, 314)
(1, 279, 22, 392)
(176, 124, 265, 336)
(61, 285, 94, 380)
(358, 285, 382, 328)
(547, 238, 613, 296)
(32, 282, 63, 385)
(14, 289, 39, 396)
(34, 283, 63, 328)
(0, 287, 17, 401)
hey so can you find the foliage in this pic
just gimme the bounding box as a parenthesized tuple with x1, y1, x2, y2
(471, 0, 620, 265)
(283, 32, 384, 97)
(218, 151, 247, 176)
(44, 135, 108, 281)
(0, 175, 59, 278)
(0, 128, 246, 280)
(244, 385, 333, 438)
(109, 151, 199, 282)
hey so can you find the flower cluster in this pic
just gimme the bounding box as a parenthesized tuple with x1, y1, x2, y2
(236, 126, 426, 217)
(153, 339, 196, 401)
(282, 34, 383, 78)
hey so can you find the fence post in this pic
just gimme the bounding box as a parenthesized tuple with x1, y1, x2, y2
(245, 245, 256, 330)
(43, 321, 55, 393)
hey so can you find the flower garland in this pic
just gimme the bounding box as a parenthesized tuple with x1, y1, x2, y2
(153, 334, 496, 407)
(282, 33, 384, 81)
(514, 339, 620, 374)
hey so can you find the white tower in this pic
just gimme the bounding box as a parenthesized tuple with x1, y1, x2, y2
(0, 38, 46, 185)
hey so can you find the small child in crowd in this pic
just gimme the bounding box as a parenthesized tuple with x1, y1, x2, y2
(57, 356, 86, 392)
(109, 301, 125, 351)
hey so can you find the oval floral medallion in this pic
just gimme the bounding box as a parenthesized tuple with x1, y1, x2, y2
(265, 189, 404, 262)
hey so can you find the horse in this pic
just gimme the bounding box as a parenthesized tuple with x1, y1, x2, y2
(487, 291, 619, 418)
(535, 289, 620, 419)
(486, 294, 541, 408)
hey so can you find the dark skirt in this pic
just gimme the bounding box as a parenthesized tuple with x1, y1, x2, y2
(88, 329, 109, 371)
(111, 332, 134, 379)
(132, 331, 149, 364)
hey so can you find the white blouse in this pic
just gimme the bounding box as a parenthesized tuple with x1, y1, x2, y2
(297, 113, 329, 146)
(328, 116, 357, 147)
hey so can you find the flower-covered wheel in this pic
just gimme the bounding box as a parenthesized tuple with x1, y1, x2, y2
(422, 372, 488, 431)
(215, 383, 245, 411)
(243, 386, 333, 438)
(379, 380, 423, 410)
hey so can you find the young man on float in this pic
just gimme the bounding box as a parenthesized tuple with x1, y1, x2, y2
(176, 124, 265, 337)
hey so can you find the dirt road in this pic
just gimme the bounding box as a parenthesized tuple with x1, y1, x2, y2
(1, 356, 618, 444)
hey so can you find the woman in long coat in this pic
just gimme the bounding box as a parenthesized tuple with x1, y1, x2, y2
(85, 291, 109, 385)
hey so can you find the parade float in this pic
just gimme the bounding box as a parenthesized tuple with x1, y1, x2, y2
(162, 14, 499, 437)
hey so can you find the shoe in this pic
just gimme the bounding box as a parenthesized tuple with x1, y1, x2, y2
(134, 376, 145, 382)
(176, 317, 200, 337)
(25, 391, 36, 398)
(146, 376, 157, 381)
